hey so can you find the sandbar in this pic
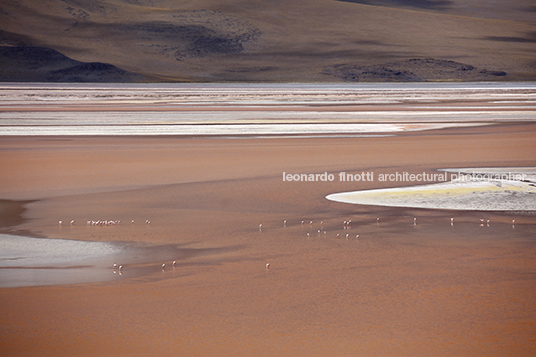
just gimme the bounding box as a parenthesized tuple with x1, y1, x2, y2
(327, 167, 536, 211)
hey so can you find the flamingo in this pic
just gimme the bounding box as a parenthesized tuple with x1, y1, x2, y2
(172, 260, 176, 268)
(70, 220, 75, 226)
(414, 217, 417, 225)
(356, 234, 360, 240)
(266, 263, 270, 270)
(283, 220, 287, 227)
(336, 233, 340, 239)
(162, 263, 166, 271)
(377, 217, 380, 224)
(59, 220, 63, 226)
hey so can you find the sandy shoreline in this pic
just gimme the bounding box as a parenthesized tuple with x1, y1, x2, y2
(1, 119, 536, 355)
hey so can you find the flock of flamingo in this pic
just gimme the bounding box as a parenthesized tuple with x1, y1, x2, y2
(59, 219, 152, 227)
(255, 216, 518, 272)
(58, 215, 519, 277)
(258, 216, 519, 241)
(112, 260, 178, 276)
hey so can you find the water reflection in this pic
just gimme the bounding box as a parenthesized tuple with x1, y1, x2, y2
(0, 234, 241, 288)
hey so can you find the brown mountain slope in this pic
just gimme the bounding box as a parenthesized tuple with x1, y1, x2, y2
(0, 45, 150, 82)
(0, 0, 534, 82)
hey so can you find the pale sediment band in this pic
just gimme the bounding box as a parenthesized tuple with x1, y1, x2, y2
(326, 168, 536, 211)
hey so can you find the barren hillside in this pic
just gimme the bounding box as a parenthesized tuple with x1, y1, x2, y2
(1, 0, 534, 82)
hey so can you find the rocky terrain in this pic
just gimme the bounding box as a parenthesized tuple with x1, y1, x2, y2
(322, 58, 507, 82)
(0, 0, 534, 82)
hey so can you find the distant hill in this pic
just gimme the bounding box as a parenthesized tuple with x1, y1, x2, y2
(0, 46, 149, 82)
(0, 0, 534, 82)
(322, 58, 507, 82)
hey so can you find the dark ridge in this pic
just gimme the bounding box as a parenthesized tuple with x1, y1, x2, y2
(47, 62, 130, 82)
(484, 31, 536, 44)
(0, 46, 75, 68)
(0, 45, 148, 82)
(321, 58, 507, 82)
(337, 0, 453, 10)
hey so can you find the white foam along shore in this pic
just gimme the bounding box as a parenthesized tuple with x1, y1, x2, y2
(326, 168, 536, 211)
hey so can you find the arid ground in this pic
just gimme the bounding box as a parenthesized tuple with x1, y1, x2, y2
(1, 0, 535, 82)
